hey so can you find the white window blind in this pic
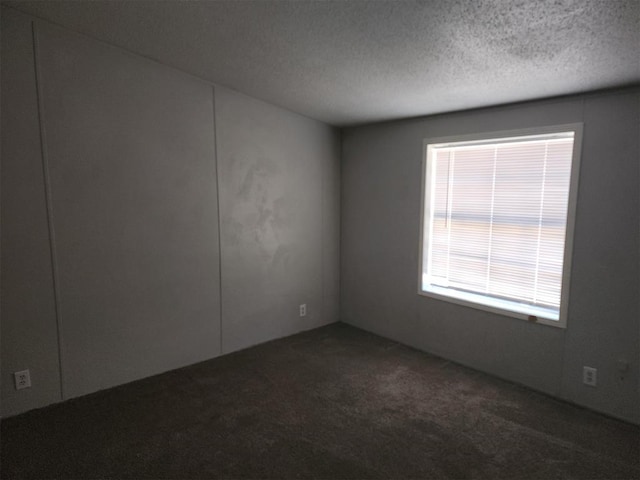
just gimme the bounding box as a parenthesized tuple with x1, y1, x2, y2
(421, 131, 576, 321)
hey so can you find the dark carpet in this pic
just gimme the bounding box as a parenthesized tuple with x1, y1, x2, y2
(1, 323, 638, 479)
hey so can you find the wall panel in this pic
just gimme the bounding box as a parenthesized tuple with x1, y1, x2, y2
(35, 23, 221, 399)
(1, 9, 62, 417)
(216, 88, 337, 353)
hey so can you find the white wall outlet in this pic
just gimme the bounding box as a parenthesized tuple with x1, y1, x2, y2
(299, 304, 307, 317)
(583, 366, 597, 387)
(14, 370, 31, 390)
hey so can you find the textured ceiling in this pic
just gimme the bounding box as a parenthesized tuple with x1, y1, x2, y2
(5, 0, 640, 126)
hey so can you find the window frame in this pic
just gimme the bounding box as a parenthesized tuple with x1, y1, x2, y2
(418, 123, 583, 328)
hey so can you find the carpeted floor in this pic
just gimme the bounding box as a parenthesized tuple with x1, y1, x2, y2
(1, 322, 638, 479)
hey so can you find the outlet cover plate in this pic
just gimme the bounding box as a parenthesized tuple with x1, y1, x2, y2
(583, 366, 597, 387)
(14, 370, 31, 390)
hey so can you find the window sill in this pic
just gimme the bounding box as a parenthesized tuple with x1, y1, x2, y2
(418, 284, 566, 329)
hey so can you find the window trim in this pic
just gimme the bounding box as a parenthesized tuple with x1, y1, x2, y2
(418, 123, 583, 329)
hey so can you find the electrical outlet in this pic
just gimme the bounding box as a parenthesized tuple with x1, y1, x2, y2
(299, 304, 307, 317)
(583, 366, 597, 387)
(14, 370, 31, 390)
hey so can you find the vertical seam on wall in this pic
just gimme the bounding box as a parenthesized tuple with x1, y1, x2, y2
(212, 85, 224, 356)
(558, 97, 587, 402)
(337, 129, 343, 321)
(321, 131, 325, 326)
(338, 130, 344, 322)
(32, 21, 66, 400)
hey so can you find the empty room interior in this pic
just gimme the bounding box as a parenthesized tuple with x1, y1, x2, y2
(1, 1, 639, 478)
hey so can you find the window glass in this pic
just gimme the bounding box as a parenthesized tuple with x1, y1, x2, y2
(420, 127, 581, 326)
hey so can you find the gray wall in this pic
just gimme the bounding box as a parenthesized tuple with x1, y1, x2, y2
(1, 7, 63, 416)
(1, 9, 340, 417)
(216, 87, 340, 354)
(341, 90, 640, 424)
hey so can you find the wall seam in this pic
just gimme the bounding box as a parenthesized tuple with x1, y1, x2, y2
(338, 129, 345, 323)
(321, 130, 325, 326)
(337, 129, 343, 322)
(212, 85, 224, 356)
(559, 96, 587, 404)
(32, 21, 66, 400)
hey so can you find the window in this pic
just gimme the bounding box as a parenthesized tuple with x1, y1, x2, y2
(419, 125, 582, 327)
